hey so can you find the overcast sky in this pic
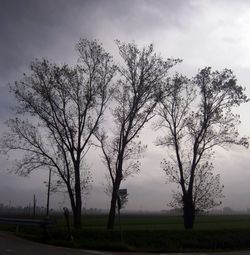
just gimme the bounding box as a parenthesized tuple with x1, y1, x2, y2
(1, 0, 250, 212)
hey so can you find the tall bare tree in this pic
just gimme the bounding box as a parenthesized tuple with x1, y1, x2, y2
(156, 68, 248, 229)
(96, 41, 180, 230)
(1, 39, 116, 229)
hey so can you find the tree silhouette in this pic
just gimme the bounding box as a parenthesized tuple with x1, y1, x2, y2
(1, 39, 116, 229)
(96, 41, 180, 230)
(156, 68, 248, 229)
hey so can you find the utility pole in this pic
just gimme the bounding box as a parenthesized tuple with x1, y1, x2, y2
(46, 168, 52, 217)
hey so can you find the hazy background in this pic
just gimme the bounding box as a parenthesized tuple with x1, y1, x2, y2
(0, 0, 250, 212)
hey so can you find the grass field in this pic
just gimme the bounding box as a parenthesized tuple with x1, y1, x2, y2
(1, 213, 250, 252)
(79, 213, 250, 230)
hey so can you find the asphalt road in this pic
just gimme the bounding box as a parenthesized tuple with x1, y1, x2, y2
(1, 231, 250, 255)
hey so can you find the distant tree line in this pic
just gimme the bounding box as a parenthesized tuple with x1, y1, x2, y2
(1, 38, 248, 230)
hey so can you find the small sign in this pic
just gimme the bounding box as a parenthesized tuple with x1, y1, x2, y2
(117, 189, 128, 210)
(118, 189, 127, 196)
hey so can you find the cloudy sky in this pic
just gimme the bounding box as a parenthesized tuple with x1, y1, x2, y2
(1, 0, 250, 212)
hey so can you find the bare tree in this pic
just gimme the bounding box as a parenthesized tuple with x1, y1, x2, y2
(1, 39, 116, 229)
(156, 68, 248, 229)
(96, 41, 180, 230)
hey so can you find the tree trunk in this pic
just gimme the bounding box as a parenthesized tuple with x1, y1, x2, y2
(73, 203, 82, 229)
(69, 195, 82, 229)
(107, 172, 123, 230)
(67, 184, 78, 228)
(74, 180, 82, 228)
(183, 193, 195, 229)
(67, 169, 82, 229)
(107, 187, 117, 230)
(72, 160, 82, 229)
(107, 154, 124, 230)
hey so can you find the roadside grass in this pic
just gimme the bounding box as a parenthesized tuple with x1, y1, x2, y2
(1, 214, 250, 252)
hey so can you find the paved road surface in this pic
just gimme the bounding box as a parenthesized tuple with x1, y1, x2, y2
(1, 232, 250, 255)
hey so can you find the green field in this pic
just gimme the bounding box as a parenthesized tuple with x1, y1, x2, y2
(2, 214, 250, 252)
(79, 214, 250, 230)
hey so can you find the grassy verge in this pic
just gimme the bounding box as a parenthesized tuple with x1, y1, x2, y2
(18, 227, 250, 252)
(1, 214, 250, 252)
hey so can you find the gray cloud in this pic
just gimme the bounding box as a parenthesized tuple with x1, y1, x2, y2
(1, 0, 80, 80)
(0, 0, 197, 82)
